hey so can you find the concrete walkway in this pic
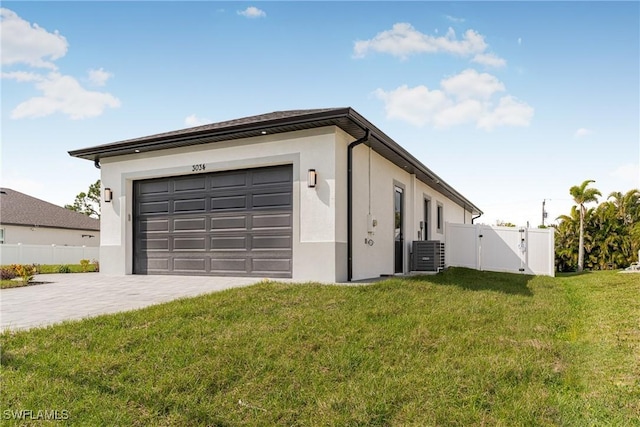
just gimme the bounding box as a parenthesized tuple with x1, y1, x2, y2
(1, 273, 262, 331)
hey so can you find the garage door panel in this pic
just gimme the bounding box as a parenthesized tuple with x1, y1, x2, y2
(211, 236, 247, 250)
(210, 258, 248, 272)
(139, 201, 170, 215)
(173, 258, 206, 271)
(252, 192, 292, 208)
(174, 198, 206, 213)
(210, 172, 247, 189)
(173, 237, 206, 251)
(252, 213, 292, 229)
(211, 195, 247, 210)
(174, 177, 206, 192)
(252, 168, 292, 186)
(140, 219, 170, 233)
(138, 181, 169, 196)
(252, 258, 291, 273)
(252, 235, 292, 249)
(140, 238, 169, 251)
(174, 217, 206, 232)
(211, 216, 247, 230)
(135, 164, 292, 277)
(145, 258, 169, 271)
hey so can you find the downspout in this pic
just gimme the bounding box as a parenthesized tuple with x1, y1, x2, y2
(472, 212, 482, 224)
(347, 129, 370, 282)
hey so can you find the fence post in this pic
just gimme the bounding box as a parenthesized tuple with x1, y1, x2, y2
(477, 225, 483, 271)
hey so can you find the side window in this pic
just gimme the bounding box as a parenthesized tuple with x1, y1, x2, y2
(437, 203, 444, 234)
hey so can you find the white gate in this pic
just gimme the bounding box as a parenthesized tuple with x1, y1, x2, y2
(446, 223, 555, 276)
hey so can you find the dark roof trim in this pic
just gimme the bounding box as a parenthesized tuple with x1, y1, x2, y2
(69, 108, 482, 214)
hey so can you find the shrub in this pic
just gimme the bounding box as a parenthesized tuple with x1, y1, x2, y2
(92, 259, 100, 272)
(58, 265, 72, 274)
(13, 264, 37, 284)
(80, 259, 90, 273)
(0, 266, 17, 280)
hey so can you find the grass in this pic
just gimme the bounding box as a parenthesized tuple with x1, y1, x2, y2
(1, 268, 638, 426)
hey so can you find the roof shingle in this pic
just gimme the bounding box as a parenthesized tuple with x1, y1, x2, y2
(0, 188, 100, 231)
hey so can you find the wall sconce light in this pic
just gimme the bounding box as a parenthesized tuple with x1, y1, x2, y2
(104, 188, 113, 203)
(308, 169, 317, 188)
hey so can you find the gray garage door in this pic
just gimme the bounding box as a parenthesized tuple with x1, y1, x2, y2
(134, 165, 292, 277)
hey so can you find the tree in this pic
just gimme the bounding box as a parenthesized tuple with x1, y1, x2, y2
(569, 180, 601, 272)
(65, 180, 101, 218)
(555, 186, 640, 271)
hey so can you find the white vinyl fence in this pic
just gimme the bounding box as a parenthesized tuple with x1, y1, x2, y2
(0, 244, 99, 266)
(446, 223, 555, 276)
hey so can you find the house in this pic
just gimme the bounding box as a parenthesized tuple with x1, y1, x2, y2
(0, 188, 100, 246)
(69, 108, 482, 282)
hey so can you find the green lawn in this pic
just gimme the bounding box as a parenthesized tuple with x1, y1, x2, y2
(1, 269, 638, 426)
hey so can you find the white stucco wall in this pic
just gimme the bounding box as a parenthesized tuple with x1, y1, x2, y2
(0, 224, 100, 246)
(347, 139, 472, 281)
(99, 127, 343, 282)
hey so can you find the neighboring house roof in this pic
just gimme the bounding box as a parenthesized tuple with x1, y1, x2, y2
(69, 107, 482, 215)
(0, 188, 100, 231)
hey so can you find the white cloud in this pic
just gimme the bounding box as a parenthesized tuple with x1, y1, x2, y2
(88, 68, 113, 86)
(441, 69, 505, 100)
(353, 23, 505, 67)
(433, 99, 484, 128)
(374, 69, 533, 130)
(1, 71, 43, 82)
(517, 37, 522, 46)
(472, 52, 507, 68)
(185, 114, 211, 127)
(610, 163, 640, 187)
(574, 128, 593, 138)
(445, 15, 465, 23)
(237, 6, 266, 19)
(374, 85, 449, 127)
(10, 72, 120, 120)
(0, 8, 68, 69)
(476, 95, 534, 130)
(2, 9, 120, 120)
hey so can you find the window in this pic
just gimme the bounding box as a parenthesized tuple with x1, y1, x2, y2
(0, 228, 4, 244)
(437, 203, 444, 233)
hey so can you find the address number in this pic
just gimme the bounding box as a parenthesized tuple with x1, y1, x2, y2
(192, 164, 206, 172)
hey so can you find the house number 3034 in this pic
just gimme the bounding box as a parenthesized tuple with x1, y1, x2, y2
(192, 164, 206, 172)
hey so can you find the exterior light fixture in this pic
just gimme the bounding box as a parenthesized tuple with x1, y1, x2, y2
(308, 169, 317, 188)
(104, 188, 113, 203)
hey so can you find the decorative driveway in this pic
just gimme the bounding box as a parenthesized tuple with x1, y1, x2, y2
(1, 273, 262, 331)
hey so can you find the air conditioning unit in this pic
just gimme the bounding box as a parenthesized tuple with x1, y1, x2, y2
(412, 240, 445, 271)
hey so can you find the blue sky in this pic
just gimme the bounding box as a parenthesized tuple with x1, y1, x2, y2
(2, 1, 638, 226)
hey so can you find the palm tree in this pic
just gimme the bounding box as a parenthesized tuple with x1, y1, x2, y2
(569, 180, 601, 272)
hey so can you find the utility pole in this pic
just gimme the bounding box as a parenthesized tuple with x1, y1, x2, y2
(542, 199, 548, 226)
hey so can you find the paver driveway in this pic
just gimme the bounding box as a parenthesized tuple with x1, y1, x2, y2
(1, 274, 262, 331)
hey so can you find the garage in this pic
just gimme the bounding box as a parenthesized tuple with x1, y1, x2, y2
(134, 164, 293, 277)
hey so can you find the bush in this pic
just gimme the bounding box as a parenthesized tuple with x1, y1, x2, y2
(13, 264, 37, 284)
(1, 266, 17, 280)
(80, 259, 90, 273)
(92, 259, 100, 272)
(58, 265, 72, 274)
